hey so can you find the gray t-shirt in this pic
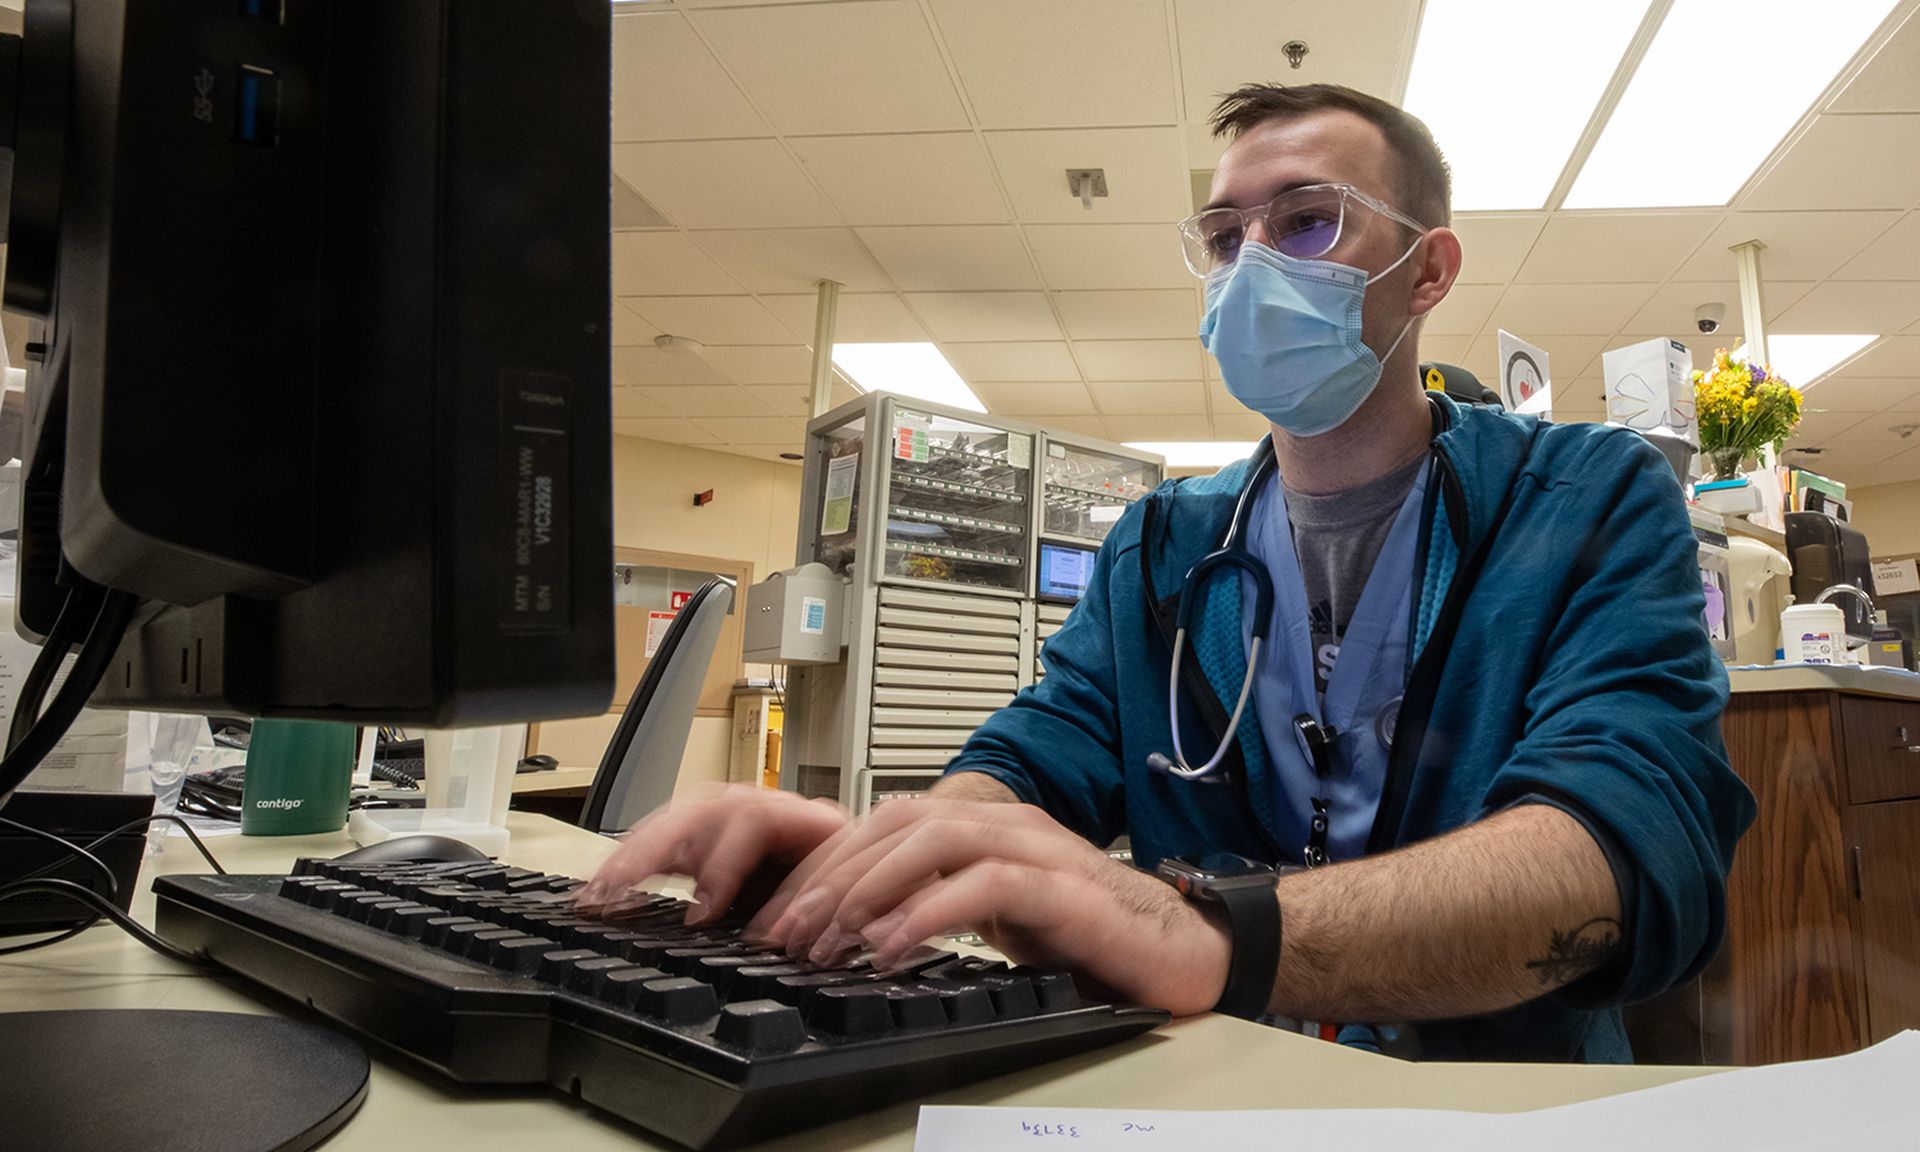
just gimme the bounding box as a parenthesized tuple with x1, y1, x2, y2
(1282, 453, 1428, 694)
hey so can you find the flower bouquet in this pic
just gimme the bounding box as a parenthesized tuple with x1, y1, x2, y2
(1692, 350, 1802, 481)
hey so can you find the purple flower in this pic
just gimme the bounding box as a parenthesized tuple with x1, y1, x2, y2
(1749, 363, 1767, 383)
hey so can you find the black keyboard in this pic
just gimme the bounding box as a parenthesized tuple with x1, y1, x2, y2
(152, 859, 1167, 1149)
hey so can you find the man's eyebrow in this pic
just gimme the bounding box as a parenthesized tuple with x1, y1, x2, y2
(1201, 179, 1333, 213)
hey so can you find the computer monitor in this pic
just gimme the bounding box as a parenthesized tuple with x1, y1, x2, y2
(3, 0, 614, 731)
(1037, 542, 1097, 604)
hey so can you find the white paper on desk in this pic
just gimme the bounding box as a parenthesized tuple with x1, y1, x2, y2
(915, 1031, 1920, 1152)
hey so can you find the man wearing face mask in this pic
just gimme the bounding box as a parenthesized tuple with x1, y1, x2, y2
(587, 83, 1754, 1064)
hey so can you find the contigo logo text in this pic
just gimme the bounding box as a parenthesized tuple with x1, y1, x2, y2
(254, 798, 305, 810)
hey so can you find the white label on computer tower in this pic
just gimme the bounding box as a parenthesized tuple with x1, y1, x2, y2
(500, 370, 573, 632)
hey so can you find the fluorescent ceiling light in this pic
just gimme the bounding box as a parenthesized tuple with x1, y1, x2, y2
(1565, 0, 1898, 208)
(1403, 1, 1650, 212)
(830, 343, 986, 413)
(1124, 442, 1259, 468)
(1728, 334, 1878, 390)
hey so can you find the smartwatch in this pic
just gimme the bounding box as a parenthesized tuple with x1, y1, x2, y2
(1155, 853, 1281, 1020)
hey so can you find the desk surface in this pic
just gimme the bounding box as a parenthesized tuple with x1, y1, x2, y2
(1728, 662, 1920, 701)
(509, 766, 598, 794)
(0, 814, 1716, 1151)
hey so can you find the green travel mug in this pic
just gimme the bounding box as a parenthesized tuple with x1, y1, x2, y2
(240, 719, 357, 835)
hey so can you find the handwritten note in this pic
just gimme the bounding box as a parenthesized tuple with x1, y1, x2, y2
(916, 1031, 1920, 1152)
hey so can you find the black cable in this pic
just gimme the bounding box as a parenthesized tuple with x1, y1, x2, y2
(0, 878, 215, 967)
(76, 813, 227, 875)
(0, 588, 138, 808)
(0, 814, 227, 957)
(4, 584, 96, 755)
(0, 813, 119, 898)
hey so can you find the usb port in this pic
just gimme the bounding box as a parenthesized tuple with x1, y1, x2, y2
(238, 0, 285, 22)
(234, 65, 279, 147)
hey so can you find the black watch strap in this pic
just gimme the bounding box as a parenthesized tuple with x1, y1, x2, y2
(1212, 883, 1281, 1020)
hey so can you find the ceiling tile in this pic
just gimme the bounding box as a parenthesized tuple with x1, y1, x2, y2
(1418, 334, 1474, 365)
(1834, 334, 1920, 377)
(1622, 280, 1814, 335)
(1484, 283, 1658, 337)
(612, 232, 742, 295)
(612, 13, 766, 142)
(691, 416, 809, 445)
(688, 229, 890, 294)
(613, 140, 837, 229)
(1741, 115, 1920, 210)
(692, 1, 967, 134)
(1675, 211, 1902, 282)
(709, 442, 811, 464)
(1772, 281, 1920, 334)
(1104, 413, 1213, 441)
(612, 387, 673, 420)
(613, 417, 721, 443)
(1833, 212, 1920, 280)
(612, 344, 740, 388)
(1832, 445, 1920, 486)
(1089, 380, 1206, 415)
(1027, 414, 1113, 439)
(906, 292, 1061, 341)
(1553, 376, 1610, 418)
(1450, 214, 1548, 284)
(639, 385, 779, 420)
(1814, 417, 1920, 445)
(1054, 290, 1197, 340)
(942, 341, 1082, 381)
(1788, 408, 1872, 442)
(1828, 10, 1920, 113)
(1424, 284, 1501, 337)
(744, 384, 817, 416)
(1212, 411, 1271, 439)
(971, 381, 1097, 416)
(1805, 377, 1920, 411)
(698, 344, 814, 384)
(1024, 224, 1191, 290)
(611, 300, 662, 347)
(984, 128, 1190, 224)
(762, 293, 929, 342)
(790, 134, 1008, 226)
(1075, 339, 1203, 381)
(931, 0, 1177, 129)
(856, 226, 1040, 290)
(1173, 0, 1416, 122)
(625, 296, 799, 345)
(1515, 214, 1720, 284)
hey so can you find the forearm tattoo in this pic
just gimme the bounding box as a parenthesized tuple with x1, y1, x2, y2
(1524, 917, 1622, 987)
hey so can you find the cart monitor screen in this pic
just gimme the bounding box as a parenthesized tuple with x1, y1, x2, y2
(1037, 543, 1097, 603)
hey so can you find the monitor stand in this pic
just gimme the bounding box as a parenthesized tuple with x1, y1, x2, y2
(0, 1009, 368, 1152)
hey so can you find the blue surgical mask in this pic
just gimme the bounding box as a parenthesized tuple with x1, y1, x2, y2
(1198, 239, 1421, 437)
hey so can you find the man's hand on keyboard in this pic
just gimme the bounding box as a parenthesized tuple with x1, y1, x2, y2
(580, 785, 851, 922)
(746, 800, 1232, 1018)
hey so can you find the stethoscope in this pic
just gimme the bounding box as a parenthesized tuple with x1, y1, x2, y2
(1145, 437, 1279, 784)
(1146, 429, 1431, 868)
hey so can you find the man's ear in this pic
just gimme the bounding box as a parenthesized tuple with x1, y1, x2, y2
(1407, 227, 1462, 320)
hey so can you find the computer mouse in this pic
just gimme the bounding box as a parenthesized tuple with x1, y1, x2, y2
(516, 754, 559, 774)
(332, 834, 491, 866)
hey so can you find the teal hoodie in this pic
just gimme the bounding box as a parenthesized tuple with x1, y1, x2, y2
(946, 393, 1755, 1063)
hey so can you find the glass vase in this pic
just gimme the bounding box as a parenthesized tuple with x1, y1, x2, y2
(1704, 447, 1747, 482)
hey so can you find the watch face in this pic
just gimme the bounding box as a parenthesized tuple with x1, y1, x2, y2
(1192, 852, 1268, 879)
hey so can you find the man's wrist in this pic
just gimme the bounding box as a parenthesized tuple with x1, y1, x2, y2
(1186, 899, 1235, 1015)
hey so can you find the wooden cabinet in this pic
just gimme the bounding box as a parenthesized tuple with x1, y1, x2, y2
(1703, 689, 1920, 1064)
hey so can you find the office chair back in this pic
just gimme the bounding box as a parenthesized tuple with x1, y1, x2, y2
(578, 576, 736, 834)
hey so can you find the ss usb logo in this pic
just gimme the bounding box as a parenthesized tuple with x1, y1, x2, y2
(192, 67, 215, 123)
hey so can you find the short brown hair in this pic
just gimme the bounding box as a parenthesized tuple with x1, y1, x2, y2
(1210, 83, 1452, 228)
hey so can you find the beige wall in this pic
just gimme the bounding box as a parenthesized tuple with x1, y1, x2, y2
(611, 436, 804, 578)
(537, 437, 804, 808)
(1851, 479, 1920, 558)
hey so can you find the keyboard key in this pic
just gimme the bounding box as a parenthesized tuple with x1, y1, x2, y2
(661, 944, 748, 977)
(714, 1000, 808, 1054)
(693, 953, 787, 997)
(728, 963, 810, 1002)
(567, 957, 638, 996)
(635, 977, 720, 1024)
(809, 985, 897, 1039)
(378, 904, 440, 937)
(980, 976, 1038, 1020)
(535, 948, 603, 985)
(770, 971, 879, 1012)
(924, 983, 995, 1026)
(347, 895, 405, 923)
(1019, 969, 1081, 1013)
(420, 916, 481, 948)
(885, 987, 947, 1030)
(439, 922, 500, 955)
(466, 928, 529, 960)
(597, 966, 670, 1009)
(487, 936, 558, 975)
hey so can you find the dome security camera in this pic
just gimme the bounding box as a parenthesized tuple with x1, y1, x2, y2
(1695, 303, 1727, 335)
